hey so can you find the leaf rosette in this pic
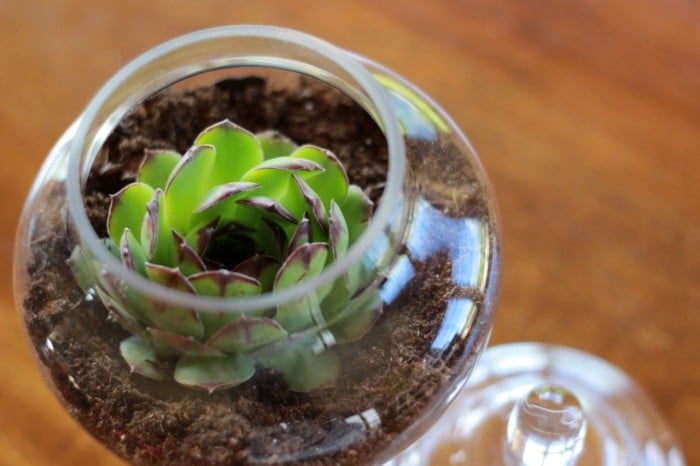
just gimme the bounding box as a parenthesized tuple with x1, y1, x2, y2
(70, 120, 382, 392)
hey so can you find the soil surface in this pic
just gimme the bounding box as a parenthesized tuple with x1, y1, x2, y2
(22, 76, 490, 465)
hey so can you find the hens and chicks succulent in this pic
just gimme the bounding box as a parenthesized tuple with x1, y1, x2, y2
(71, 120, 381, 392)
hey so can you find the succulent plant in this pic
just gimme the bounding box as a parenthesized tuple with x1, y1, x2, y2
(70, 120, 382, 392)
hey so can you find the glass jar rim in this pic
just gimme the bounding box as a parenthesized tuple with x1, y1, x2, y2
(66, 25, 406, 312)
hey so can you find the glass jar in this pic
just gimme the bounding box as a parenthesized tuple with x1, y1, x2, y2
(14, 25, 500, 465)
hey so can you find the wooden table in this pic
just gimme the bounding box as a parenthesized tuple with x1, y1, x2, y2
(1, 1, 698, 464)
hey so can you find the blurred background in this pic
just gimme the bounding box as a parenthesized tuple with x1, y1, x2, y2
(1, 1, 698, 464)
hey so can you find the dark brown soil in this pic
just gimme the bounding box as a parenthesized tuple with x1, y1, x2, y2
(22, 76, 492, 465)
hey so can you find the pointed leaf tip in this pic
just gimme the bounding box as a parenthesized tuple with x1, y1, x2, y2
(189, 269, 261, 298)
(107, 182, 155, 245)
(195, 120, 263, 185)
(195, 181, 260, 213)
(138, 150, 182, 190)
(329, 200, 349, 262)
(288, 215, 311, 252)
(207, 317, 287, 353)
(120, 336, 169, 381)
(141, 188, 176, 265)
(252, 157, 324, 173)
(274, 242, 329, 291)
(147, 327, 225, 357)
(174, 355, 255, 392)
(120, 228, 147, 275)
(236, 197, 298, 224)
(292, 175, 327, 233)
(257, 130, 298, 159)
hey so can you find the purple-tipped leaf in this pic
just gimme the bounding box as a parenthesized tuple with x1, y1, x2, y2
(143, 263, 203, 339)
(145, 262, 197, 292)
(291, 145, 348, 209)
(292, 175, 327, 234)
(328, 200, 349, 262)
(147, 327, 225, 357)
(189, 269, 261, 298)
(172, 230, 206, 276)
(141, 189, 176, 266)
(195, 181, 260, 213)
(252, 156, 324, 173)
(174, 354, 255, 393)
(236, 197, 297, 224)
(288, 215, 311, 252)
(274, 242, 329, 291)
(207, 317, 287, 353)
(187, 271, 261, 336)
(120, 228, 147, 275)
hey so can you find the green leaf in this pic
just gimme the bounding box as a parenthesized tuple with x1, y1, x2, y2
(103, 238, 120, 259)
(146, 327, 225, 357)
(138, 150, 181, 190)
(274, 242, 329, 291)
(280, 349, 341, 392)
(207, 317, 287, 353)
(68, 246, 95, 292)
(120, 336, 169, 381)
(174, 354, 255, 393)
(119, 228, 147, 276)
(164, 144, 216, 234)
(95, 286, 146, 338)
(340, 185, 373, 243)
(275, 291, 325, 333)
(99, 270, 149, 323)
(257, 130, 298, 159)
(327, 288, 383, 343)
(108, 182, 155, 245)
(291, 145, 348, 209)
(187, 268, 263, 341)
(143, 263, 204, 339)
(188, 269, 261, 297)
(195, 120, 263, 186)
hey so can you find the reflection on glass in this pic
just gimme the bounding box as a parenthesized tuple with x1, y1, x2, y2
(407, 197, 488, 289)
(431, 298, 477, 356)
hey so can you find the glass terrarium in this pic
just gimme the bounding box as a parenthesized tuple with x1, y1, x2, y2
(14, 26, 500, 465)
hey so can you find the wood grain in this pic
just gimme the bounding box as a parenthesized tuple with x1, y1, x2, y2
(1, 1, 698, 464)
